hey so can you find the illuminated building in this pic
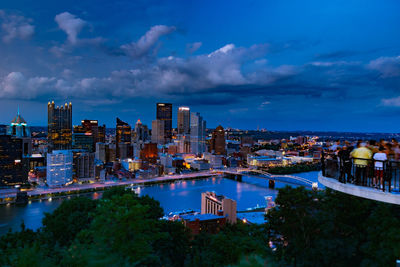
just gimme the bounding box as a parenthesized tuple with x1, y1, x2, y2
(201, 191, 237, 224)
(74, 119, 106, 146)
(151, 119, 165, 144)
(46, 150, 73, 187)
(72, 133, 94, 152)
(156, 103, 172, 141)
(0, 135, 28, 186)
(7, 108, 32, 156)
(210, 125, 226, 155)
(177, 106, 190, 135)
(116, 117, 132, 159)
(140, 143, 158, 163)
(73, 151, 95, 182)
(190, 112, 206, 155)
(47, 101, 72, 152)
(121, 158, 142, 171)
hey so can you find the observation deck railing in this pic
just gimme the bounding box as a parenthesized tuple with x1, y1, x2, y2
(321, 153, 400, 193)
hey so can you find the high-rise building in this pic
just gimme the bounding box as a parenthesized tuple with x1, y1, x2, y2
(134, 120, 149, 142)
(48, 101, 72, 152)
(73, 151, 95, 182)
(116, 117, 132, 159)
(72, 133, 94, 152)
(74, 119, 106, 144)
(151, 120, 165, 144)
(210, 125, 226, 155)
(177, 106, 190, 135)
(190, 112, 206, 155)
(156, 103, 172, 141)
(201, 191, 237, 224)
(0, 135, 28, 186)
(46, 150, 73, 187)
(7, 108, 31, 156)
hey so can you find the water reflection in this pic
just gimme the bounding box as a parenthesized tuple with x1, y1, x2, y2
(0, 172, 319, 235)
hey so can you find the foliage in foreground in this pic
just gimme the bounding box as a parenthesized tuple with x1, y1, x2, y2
(267, 186, 400, 266)
(0, 187, 270, 267)
(1, 185, 400, 266)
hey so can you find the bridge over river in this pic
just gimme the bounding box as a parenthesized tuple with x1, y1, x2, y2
(217, 168, 318, 189)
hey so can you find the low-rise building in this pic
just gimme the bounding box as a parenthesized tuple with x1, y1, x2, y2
(201, 191, 237, 224)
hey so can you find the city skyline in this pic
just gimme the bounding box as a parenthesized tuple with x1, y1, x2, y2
(0, 1, 400, 132)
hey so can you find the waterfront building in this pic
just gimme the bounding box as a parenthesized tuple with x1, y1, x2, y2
(247, 155, 282, 167)
(47, 101, 72, 152)
(151, 119, 165, 144)
(177, 106, 190, 135)
(72, 133, 94, 152)
(190, 112, 206, 155)
(201, 191, 237, 224)
(73, 151, 95, 182)
(210, 125, 226, 155)
(46, 150, 73, 187)
(0, 135, 28, 186)
(203, 153, 224, 169)
(116, 117, 132, 159)
(156, 103, 172, 141)
(190, 159, 210, 171)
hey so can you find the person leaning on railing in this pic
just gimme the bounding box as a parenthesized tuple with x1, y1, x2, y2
(350, 142, 372, 185)
(373, 146, 387, 190)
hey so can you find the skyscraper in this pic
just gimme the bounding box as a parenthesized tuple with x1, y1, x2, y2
(74, 119, 106, 143)
(116, 117, 132, 159)
(210, 125, 226, 155)
(177, 106, 190, 135)
(48, 101, 72, 152)
(46, 150, 73, 187)
(190, 112, 206, 155)
(151, 119, 165, 144)
(156, 103, 172, 141)
(0, 135, 28, 186)
(8, 108, 31, 156)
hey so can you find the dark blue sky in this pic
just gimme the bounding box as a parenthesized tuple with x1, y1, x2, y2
(0, 0, 400, 132)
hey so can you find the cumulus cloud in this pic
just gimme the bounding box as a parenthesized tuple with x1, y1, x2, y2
(120, 25, 176, 59)
(208, 43, 235, 57)
(368, 55, 400, 77)
(55, 12, 86, 44)
(0, 10, 34, 43)
(0, 72, 55, 99)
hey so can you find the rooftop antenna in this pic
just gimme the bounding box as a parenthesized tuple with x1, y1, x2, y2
(17, 105, 20, 116)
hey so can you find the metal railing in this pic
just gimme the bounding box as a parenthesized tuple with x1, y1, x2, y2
(321, 153, 400, 193)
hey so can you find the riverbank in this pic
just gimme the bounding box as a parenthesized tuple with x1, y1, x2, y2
(0, 171, 218, 205)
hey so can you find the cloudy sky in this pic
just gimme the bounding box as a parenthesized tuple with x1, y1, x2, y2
(0, 0, 400, 132)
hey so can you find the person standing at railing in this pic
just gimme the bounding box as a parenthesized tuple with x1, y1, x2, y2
(338, 146, 352, 183)
(350, 142, 372, 185)
(373, 146, 387, 190)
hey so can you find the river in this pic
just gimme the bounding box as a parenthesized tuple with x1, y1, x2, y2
(0, 171, 319, 235)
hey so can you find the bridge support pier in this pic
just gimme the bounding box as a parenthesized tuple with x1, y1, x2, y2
(236, 174, 242, 182)
(268, 180, 275, 189)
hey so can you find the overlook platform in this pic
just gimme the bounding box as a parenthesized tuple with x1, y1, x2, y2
(320, 156, 400, 205)
(318, 172, 400, 205)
